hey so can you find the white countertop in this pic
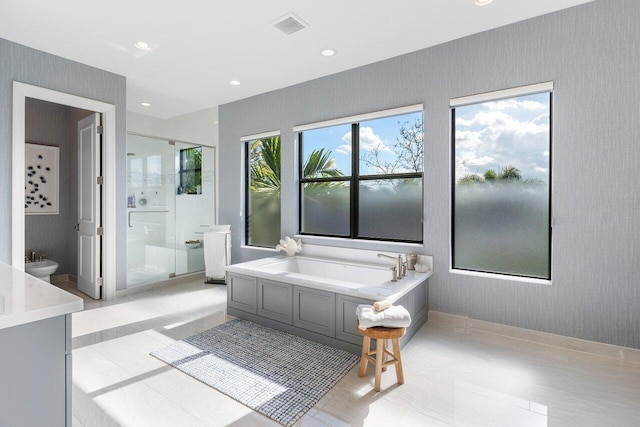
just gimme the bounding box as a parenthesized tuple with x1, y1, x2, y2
(0, 262, 84, 330)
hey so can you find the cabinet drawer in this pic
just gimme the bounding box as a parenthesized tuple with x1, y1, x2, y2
(227, 273, 257, 314)
(293, 286, 335, 337)
(258, 279, 293, 324)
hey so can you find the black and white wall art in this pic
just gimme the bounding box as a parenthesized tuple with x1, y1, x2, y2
(25, 143, 59, 215)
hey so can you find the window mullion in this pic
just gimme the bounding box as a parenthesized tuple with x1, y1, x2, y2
(351, 123, 359, 239)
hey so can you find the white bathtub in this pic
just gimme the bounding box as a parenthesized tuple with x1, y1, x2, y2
(226, 255, 431, 301)
(261, 256, 393, 286)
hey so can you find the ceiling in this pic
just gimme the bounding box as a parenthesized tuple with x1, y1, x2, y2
(0, 0, 594, 119)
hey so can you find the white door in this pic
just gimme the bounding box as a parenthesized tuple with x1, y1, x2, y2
(77, 113, 102, 299)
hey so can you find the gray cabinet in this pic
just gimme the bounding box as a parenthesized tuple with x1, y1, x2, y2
(0, 314, 71, 427)
(258, 279, 293, 324)
(227, 273, 257, 314)
(336, 294, 374, 345)
(227, 275, 430, 354)
(412, 281, 428, 321)
(293, 286, 336, 337)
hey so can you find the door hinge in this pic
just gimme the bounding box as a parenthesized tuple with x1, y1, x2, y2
(97, 277, 103, 286)
(97, 125, 104, 134)
(97, 227, 104, 236)
(169, 141, 175, 146)
(97, 176, 104, 185)
(169, 273, 176, 278)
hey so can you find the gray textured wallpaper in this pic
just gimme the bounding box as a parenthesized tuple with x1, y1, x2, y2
(24, 99, 94, 276)
(219, 0, 640, 349)
(0, 38, 127, 289)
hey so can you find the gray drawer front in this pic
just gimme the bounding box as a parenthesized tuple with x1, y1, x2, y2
(258, 279, 293, 324)
(336, 295, 373, 345)
(227, 273, 257, 314)
(293, 286, 336, 337)
(412, 281, 428, 320)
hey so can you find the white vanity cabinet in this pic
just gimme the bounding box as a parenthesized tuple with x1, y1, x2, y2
(0, 262, 83, 427)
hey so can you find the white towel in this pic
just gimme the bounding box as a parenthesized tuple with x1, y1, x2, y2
(204, 231, 228, 280)
(356, 304, 411, 330)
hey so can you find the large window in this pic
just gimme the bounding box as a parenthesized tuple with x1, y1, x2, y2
(451, 84, 552, 279)
(298, 107, 423, 242)
(245, 134, 281, 247)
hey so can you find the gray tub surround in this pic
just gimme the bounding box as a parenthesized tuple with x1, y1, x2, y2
(226, 252, 432, 354)
(0, 262, 83, 427)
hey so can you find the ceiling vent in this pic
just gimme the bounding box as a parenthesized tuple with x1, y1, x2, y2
(271, 13, 309, 35)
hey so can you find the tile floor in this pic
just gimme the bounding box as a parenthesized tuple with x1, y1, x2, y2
(59, 278, 640, 427)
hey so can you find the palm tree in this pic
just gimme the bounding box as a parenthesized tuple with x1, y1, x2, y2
(250, 138, 342, 190)
(303, 148, 343, 179)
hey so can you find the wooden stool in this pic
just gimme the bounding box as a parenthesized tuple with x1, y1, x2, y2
(357, 322, 406, 391)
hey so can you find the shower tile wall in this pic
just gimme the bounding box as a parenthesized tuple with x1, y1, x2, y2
(25, 98, 93, 277)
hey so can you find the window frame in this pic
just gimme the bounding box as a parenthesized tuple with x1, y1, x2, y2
(449, 82, 553, 281)
(178, 146, 202, 195)
(242, 130, 282, 249)
(296, 106, 424, 243)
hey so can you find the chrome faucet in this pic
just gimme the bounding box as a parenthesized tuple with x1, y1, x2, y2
(30, 251, 37, 262)
(377, 253, 405, 280)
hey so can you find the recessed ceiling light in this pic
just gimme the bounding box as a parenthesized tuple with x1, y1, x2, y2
(229, 80, 241, 86)
(140, 102, 151, 107)
(321, 48, 336, 57)
(134, 41, 151, 51)
(474, 0, 494, 6)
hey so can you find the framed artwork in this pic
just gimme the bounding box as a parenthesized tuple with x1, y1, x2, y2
(25, 143, 59, 215)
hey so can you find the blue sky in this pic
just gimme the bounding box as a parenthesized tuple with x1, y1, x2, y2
(302, 111, 422, 176)
(454, 92, 551, 182)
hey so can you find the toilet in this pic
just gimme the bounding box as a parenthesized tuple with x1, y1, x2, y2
(24, 259, 59, 283)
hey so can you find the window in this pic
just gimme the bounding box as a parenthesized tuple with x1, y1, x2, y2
(245, 134, 281, 247)
(451, 84, 552, 279)
(178, 146, 202, 194)
(298, 107, 423, 242)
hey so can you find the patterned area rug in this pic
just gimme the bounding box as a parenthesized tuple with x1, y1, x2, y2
(151, 318, 359, 426)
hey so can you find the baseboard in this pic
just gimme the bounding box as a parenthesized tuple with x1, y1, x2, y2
(428, 310, 640, 365)
(50, 273, 77, 284)
(117, 272, 206, 298)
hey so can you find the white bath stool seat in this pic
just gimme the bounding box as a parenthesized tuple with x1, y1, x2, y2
(356, 322, 406, 392)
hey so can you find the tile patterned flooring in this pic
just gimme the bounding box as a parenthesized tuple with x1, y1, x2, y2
(58, 279, 640, 426)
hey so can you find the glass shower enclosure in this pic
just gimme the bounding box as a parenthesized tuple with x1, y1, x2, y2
(126, 134, 215, 287)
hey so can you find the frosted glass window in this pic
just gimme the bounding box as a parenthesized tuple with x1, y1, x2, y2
(299, 109, 423, 242)
(359, 179, 422, 241)
(246, 136, 281, 247)
(301, 182, 350, 236)
(452, 91, 551, 279)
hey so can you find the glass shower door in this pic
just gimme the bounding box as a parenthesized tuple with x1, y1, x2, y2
(126, 135, 176, 286)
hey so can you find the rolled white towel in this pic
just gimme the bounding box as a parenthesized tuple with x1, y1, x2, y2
(373, 300, 392, 312)
(357, 304, 411, 330)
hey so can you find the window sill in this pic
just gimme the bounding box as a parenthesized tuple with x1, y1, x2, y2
(240, 245, 278, 253)
(449, 268, 551, 286)
(295, 234, 423, 250)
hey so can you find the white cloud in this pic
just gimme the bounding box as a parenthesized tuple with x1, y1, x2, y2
(483, 99, 547, 112)
(456, 111, 548, 139)
(534, 166, 549, 173)
(340, 127, 391, 155)
(467, 156, 495, 166)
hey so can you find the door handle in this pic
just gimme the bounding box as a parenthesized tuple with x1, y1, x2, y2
(74, 223, 80, 231)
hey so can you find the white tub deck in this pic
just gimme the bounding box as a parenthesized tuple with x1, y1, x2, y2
(226, 255, 432, 302)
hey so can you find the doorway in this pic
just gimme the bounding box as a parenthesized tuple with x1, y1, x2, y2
(12, 82, 117, 300)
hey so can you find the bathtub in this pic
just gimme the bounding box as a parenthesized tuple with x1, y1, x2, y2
(225, 254, 432, 354)
(226, 255, 430, 301)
